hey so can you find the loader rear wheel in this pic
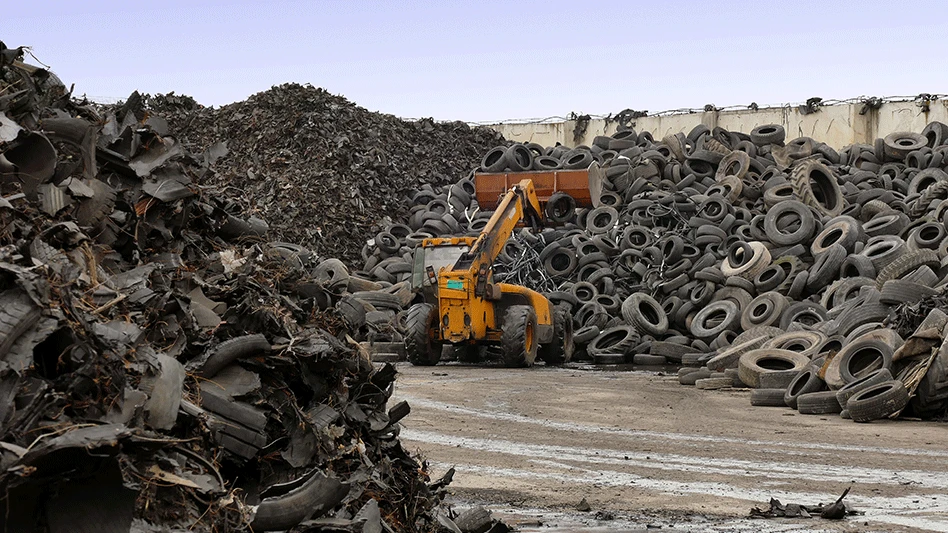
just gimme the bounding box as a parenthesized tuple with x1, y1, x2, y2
(405, 303, 442, 366)
(538, 304, 574, 365)
(501, 305, 538, 368)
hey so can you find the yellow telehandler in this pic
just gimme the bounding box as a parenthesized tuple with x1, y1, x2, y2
(405, 164, 603, 367)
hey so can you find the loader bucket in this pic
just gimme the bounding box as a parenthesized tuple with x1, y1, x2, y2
(474, 162, 604, 210)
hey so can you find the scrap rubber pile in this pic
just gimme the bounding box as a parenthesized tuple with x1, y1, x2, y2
(152, 84, 504, 265)
(0, 41, 495, 533)
(365, 120, 948, 422)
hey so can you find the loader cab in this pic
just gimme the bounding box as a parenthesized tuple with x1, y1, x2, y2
(410, 238, 473, 300)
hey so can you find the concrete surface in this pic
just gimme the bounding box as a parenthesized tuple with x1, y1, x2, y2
(490, 100, 948, 150)
(392, 363, 948, 533)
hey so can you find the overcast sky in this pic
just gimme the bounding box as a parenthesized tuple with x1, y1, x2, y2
(5, 1, 947, 122)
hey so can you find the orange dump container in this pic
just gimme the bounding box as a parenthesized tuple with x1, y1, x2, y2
(473, 162, 604, 210)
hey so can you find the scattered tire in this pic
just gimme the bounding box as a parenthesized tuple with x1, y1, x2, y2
(847, 380, 910, 422)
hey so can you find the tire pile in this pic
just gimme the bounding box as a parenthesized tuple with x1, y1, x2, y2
(150, 83, 504, 265)
(0, 42, 469, 532)
(365, 122, 948, 421)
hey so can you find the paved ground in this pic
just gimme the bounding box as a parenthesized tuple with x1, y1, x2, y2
(390, 362, 948, 533)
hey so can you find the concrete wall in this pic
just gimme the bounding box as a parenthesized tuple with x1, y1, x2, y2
(491, 101, 948, 149)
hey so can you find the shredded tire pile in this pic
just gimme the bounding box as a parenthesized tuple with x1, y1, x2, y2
(0, 41, 475, 533)
(151, 84, 504, 264)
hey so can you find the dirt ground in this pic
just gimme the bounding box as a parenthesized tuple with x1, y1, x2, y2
(390, 362, 948, 533)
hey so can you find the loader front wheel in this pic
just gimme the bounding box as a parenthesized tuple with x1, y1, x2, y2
(538, 304, 574, 365)
(501, 305, 539, 368)
(405, 303, 442, 366)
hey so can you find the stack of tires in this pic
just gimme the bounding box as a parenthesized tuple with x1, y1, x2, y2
(390, 122, 948, 420)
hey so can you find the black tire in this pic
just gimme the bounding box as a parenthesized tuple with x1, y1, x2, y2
(810, 216, 863, 256)
(622, 293, 668, 337)
(562, 149, 594, 170)
(696, 377, 733, 390)
(405, 303, 442, 366)
(501, 305, 539, 368)
(763, 200, 815, 246)
(751, 388, 789, 407)
(875, 249, 940, 287)
(633, 354, 667, 365)
(784, 367, 826, 409)
(835, 368, 893, 407)
(690, 300, 740, 340)
(587, 326, 638, 360)
(738, 349, 810, 389)
(912, 348, 948, 418)
(375, 231, 401, 254)
(504, 144, 534, 171)
(797, 391, 843, 414)
(679, 367, 712, 385)
(481, 146, 508, 172)
(879, 280, 939, 305)
(806, 243, 846, 292)
(847, 380, 909, 422)
(585, 206, 618, 234)
(883, 132, 927, 160)
(836, 304, 892, 338)
(0, 290, 41, 361)
(790, 159, 844, 217)
(836, 338, 894, 384)
(545, 192, 576, 223)
(750, 124, 786, 146)
(538, 304, 574, 365)
(573, 325, 600, 345)
(336, 296, 366, 330)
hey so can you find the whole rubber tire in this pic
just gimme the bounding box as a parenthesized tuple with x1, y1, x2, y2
(696, 377, 733, 390)
(622, 293, 669, 337)
(504, 144, 534, 171)
(835, 368, 894, 407)
(0, 290, 41, 361)
(587, 326, 638, 360)
(751, 388, 789, 407)
(573, 325, 600, 345)
(633, 353, 667, 365)
(562, 149, 594, 170)
(763, 200, 815, 246)
(750, 124, 786, 146)
(538, 304, 574, 365)
(405, 303, 443, 366)
(738, 349, 810, 389)
(875, 249, 940, 287)
(912, 346, 948, 418)
(846, 380, 909, 422)
(883, 132, 927, 160)
(545, 192, 576, 224)
(810, 216, 864, 256)
(836, 338, 894, 384)
(501, 305, 539, 368)
(790, 159, 844, 217)
(797, 391, 843, 414)
(690, 300, 740, 340)
(741, 291, 788, 330)
(336, 296, 366, 330)
(784, 367, 827, 409)
(481, 146, 508, 172)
